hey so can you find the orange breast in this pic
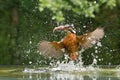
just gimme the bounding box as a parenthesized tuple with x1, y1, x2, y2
(62, 33, 79, 54)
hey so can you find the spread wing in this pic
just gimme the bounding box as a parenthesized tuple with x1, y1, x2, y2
(38, 41, 64, 58)
(77, 27, 104, 49)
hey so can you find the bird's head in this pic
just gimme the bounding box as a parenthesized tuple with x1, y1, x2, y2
(53, 24, 76, 33)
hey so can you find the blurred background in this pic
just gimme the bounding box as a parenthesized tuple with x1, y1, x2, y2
(0, 0, 120, 65)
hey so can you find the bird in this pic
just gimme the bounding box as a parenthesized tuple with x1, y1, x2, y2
(38, 24, 104, 61)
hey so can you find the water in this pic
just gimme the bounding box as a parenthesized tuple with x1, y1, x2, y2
(0, 65, 120, 80)
(0, 51, 120, 80)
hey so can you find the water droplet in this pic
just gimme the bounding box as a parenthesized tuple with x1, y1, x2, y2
(29, 61, 32, 64)
(97, 42, 102, 47)
(94, 1, 97, 4)
(29, 41, 32, 44)
(83, 25, 86, 28)
(26, 50, 30, 54)
(110, 50, 113, 52)
(95, 50, 98, 53)
(98, 59, 101, 61)
(95, 46, 98, 49)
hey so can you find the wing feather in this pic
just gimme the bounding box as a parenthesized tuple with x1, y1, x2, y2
(77, 27, 104, 49)
(38, 41, 64, 58)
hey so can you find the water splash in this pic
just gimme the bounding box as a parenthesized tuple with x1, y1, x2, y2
(23, 48, 100, 73)
(49, 48, 99, 72)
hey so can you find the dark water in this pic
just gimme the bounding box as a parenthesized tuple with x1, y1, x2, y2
(0, 66, 120, 80)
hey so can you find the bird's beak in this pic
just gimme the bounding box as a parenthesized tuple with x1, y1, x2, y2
(53, 27, 57, 33)
(53, 26, 64, 33)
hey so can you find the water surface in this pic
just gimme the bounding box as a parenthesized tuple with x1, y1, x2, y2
(0, 65, 120, 80)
